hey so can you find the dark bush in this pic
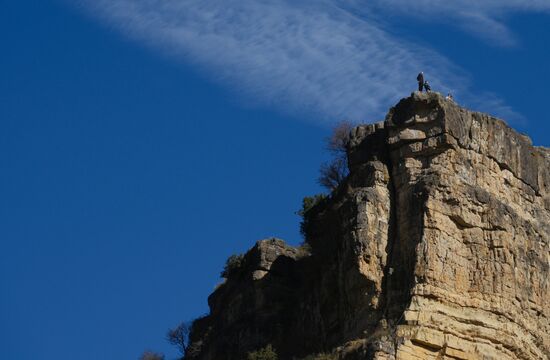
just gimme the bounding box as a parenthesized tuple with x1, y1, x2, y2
(318, 121, 353, 191)
(327, 121, 353, 155)
(167, 322, 190, 356)
(247, 344, 278, 360)
(297, 194, 327, 239)
(220, 253, 245, 278)
(297, 194, 328, 218)
(318, 157, 347, 191)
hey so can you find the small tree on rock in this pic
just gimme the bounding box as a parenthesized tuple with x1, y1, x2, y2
(318, 121, 353, 191)
(167, 322, 190, 357)
(297, 194, 327, 239)
(318, 158, 347, 191)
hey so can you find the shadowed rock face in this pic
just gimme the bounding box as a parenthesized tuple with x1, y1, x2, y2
(185, 92, 550, 360)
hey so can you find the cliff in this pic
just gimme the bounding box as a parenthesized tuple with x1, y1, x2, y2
(186, 92, 550, 360)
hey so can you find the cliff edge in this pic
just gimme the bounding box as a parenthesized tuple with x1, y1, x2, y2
(186, 92, 550, 360)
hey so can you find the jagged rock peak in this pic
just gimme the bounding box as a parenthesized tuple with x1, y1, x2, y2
(186, 92, 550, 360)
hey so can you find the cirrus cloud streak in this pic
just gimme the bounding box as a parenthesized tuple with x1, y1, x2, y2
(77, 0, 548, 124)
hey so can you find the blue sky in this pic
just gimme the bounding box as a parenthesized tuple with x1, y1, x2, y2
(1, 1, 548, 359)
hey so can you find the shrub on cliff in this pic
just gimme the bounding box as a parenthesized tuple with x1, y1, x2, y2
(221, 253, 245, 278)
(318, 121, 352, 191)
(167, 322, 189, 357)
(297, 194, 328, 217)
(247, 344, 278, 360)
(318, 158, 348, 191)
(297, 194, 327, 239)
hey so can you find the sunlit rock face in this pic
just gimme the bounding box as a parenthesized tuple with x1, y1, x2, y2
(186, 92, 550, 360)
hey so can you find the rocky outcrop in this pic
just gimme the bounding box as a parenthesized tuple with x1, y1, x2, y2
(186, 92, 550, 360)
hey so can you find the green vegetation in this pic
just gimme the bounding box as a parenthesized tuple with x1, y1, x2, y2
(247, 344, 278, 360)
(296, 241, 313, 257)
(297, 121, 352, 241)
(221, 253, 245, 278)
(297, 194, 328, 218)
(297, 194, 327, 239)
(300, 354, 334, 360)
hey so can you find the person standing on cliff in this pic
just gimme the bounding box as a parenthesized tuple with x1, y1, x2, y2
(417, 72, 424, 92)
(424, 80, 431, 92)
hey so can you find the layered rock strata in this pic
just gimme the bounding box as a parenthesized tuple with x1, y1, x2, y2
(186, 92, 550, 360)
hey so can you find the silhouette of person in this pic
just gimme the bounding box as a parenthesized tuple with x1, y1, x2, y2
(417, 72, 424, 92)
(424, 81, 431, 93)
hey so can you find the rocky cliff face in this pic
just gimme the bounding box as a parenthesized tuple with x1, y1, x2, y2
(186, 92, 550, 360)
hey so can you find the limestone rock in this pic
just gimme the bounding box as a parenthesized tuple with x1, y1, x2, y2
(186, 92, 549, 360)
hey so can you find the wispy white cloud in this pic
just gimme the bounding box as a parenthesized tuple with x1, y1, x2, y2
(76, 0, 548, 124)
(362, 0, 550, 46)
